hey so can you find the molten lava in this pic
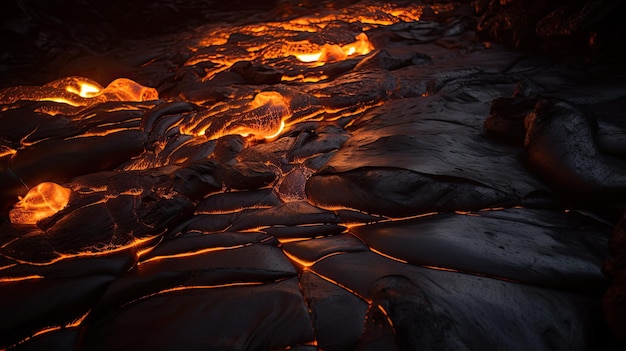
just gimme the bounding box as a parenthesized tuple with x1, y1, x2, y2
(9, 182, 72, 225)
(246, 91, 289, 139)
(294, 33, 374, 64)
(0, 76, 158, 108)
(180, 91, 290, 141)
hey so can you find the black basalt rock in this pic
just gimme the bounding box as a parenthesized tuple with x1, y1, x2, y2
(523, 98, 626, 200)
(357, 275, 457, 351)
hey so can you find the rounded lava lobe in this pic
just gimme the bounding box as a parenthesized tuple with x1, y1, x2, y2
(244, 101, 287, 138)
(9, 182, 72, 225)
(523, 98, 626, 199)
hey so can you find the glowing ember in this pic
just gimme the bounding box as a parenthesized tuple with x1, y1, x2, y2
(9, 182, 72, 225)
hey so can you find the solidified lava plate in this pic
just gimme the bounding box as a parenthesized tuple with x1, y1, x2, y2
(1, 1, 626, 350)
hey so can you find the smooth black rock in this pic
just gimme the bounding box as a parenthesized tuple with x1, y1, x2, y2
(350, 208, 610, 294)
(300, 271, 368, 350)
(524, 99, 626, 200)
(81, 278, 314, 351)
(312, 251, 603, 351)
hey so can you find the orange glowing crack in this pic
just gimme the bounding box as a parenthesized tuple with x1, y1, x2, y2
(280, 74, 329, 83)
(138, 244, 250, 265)
(0, 263, 17, 270)
(307, 269, 369, 303)
(66, 309, 91, 328)
(64, 128, 140, 139)
(5, 309, 91, 350)
(1, 234, 161, 266)
(0, 146, 16, 158)
(282, 250, 316, 268)
(120, 282, 269, 309)
(283, 250, 353, 270)
(0, 275, 44, 283)
(369, 247, 409, 264)
(376, 304, 396, 331)
(263, 120, 285, 140)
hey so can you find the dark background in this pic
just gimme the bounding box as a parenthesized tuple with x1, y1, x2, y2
(1, 0, 625, 87)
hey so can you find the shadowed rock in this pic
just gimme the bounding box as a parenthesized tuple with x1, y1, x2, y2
(524, 98, 626, 200)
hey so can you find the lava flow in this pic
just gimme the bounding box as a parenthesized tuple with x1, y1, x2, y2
(9, 182, 72, 225)
(1, 0, 623, 350)
(0, 77, 158, 110)
(293, 33, 374, 64)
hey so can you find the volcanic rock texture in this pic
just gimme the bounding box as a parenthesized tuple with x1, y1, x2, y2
(1, 0, 626, 350)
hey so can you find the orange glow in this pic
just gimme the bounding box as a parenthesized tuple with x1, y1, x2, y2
(294, 33, 374, 65)
(282, 250, 316, 268)
(98, 78, 159, 102)
(66, 81, 101, 97)
(208, 91, 290, 140)
(7, 234, 161, 266)
(280, 74, 329, 83)
(9, 182, 72, 225)
(121, 282, 268, 308)
(376, 304, 396, 330)
(308, 269, 369, 302)
(0, 275, 44, 283)
(138, 244, 249, 265)
(66, 310, 91, 328)
(0, 77, 157, 112)
(0, 146, 16, 158)
(369, 247, 408, 264)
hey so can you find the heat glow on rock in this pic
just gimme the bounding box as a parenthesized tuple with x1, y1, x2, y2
(9, 182, 72, 225)
(0, 0, 622, 349)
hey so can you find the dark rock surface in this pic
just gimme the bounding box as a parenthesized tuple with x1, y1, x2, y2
(1, 0, 625, 350)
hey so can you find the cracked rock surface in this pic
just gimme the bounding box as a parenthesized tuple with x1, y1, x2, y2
(1, 0, 626, 349)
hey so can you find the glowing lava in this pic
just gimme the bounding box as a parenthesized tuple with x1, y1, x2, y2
(0, 76, 158, 108)
(9, 182, 72, 225)
(294, 33, 374, 65)
(235, 91, 289, 140)
(182, 91, 290, 140)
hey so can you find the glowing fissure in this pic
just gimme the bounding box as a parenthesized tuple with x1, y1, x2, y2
(0, 146, 16, 158)
(120, 282, 269, 309)
(5, 309, 91, 350)
(0, 275, 44, 283)
(308, 269, 370, 303)
(0, 264, 17, 270)
(138, 243, 251, 265)
(376, 304, 396, 331)
(2, 235, 160, 266)
(284, 250, 353, 269)
(369, 247, 409, 264)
